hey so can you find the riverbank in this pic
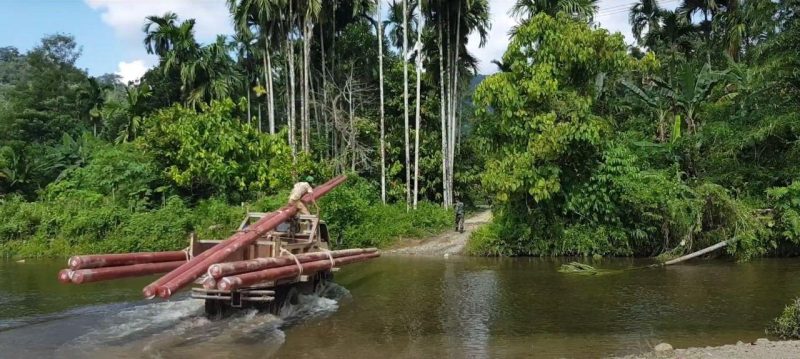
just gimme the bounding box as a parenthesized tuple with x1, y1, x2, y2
(620, 338, 800, 358)
(386, 210, 492, 256)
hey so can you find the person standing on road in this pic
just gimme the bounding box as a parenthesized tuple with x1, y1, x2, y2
(454, 200, 465, 233)
(288, 176, 318, 215)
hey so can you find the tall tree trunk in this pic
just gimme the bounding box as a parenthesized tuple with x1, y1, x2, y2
(413, 11, 424, 209)
(438, 7, 449, 208)
(246, 76, 251, 125)
(262, 54, 269, 127)
(448, 3, 462, 206)
(303, 19, 313, 153)
(378, 0, 387, 204)
(266, 37, 275, 134)
(403, 0, 411, 210)
(288, 38, 297, 158)
(320, 23, 330, 159)
(348, 71, 355, 171)
(288, 0, 297, 158)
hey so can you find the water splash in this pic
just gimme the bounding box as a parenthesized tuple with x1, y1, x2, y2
(56, 284, 352, 358)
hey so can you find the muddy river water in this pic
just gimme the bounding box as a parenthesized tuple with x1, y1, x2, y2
(1, 255, 800, 358)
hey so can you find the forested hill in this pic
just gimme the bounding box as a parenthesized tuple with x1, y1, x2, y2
(1, 1, 799, 262)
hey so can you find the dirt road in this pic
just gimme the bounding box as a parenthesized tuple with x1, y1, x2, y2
(386, 210, 492, 256)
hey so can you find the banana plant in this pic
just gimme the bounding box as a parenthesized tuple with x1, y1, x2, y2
(620, 78, 673, 142)
(623, 63, 727, 137)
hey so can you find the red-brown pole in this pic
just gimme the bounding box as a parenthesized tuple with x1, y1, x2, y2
(67, 260, 186, 284)
(151, 175, 348, 299)
(58, 269, 74, 284)
(69, 251, 187, 270)
(217, 252, 380, 291)
(207, 248, 377, 279)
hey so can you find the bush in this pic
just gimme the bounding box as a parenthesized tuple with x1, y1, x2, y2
(769, 298, 800, 339)
(44, 143, 163, 210)
(466, 222, 507, 256)
(138, 99, 311, 202)
(0, 194, 245, 257)
(312, 175, 452, 248)
(339, 202, 451, 248)
(0, 174, 452, 258)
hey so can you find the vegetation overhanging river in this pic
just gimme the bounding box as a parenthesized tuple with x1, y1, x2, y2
(1, 256, 800, 358)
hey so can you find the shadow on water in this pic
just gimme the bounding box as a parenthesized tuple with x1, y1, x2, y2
(2, 257, 800, 358)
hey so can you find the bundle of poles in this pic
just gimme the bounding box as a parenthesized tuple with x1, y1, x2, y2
(59, 250, 188, 284)
(204, 248, 380, 291)
(57, 175, 380, 298)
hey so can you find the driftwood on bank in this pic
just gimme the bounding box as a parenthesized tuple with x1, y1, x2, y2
(663, 240, 729, 265)
(560, 240, 731, 275)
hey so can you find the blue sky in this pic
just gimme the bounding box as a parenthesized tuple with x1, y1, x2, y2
(0, 0, 678, 82)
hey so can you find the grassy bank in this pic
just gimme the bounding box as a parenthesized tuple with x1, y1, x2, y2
(0, 178, 452, 258)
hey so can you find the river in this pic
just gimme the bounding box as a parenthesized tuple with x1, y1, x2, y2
(1, 256, 799, 358)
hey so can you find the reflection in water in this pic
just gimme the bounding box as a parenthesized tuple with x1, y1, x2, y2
(2, 257, 800, 358)
(441, 260, 496, 358)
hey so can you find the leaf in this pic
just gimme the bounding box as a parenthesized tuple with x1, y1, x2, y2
(671, 114, 682, 144)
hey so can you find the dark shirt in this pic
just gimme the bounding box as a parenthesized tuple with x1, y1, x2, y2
(455, 202, 465, 216)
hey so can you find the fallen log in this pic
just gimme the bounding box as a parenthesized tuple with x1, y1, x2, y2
(217, 252, 380, 291)
(664, 240, 729, 266)
(151, 175, 348, 299)
(68, 251, 187, 270)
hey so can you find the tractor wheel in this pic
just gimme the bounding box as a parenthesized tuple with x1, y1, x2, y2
(204, 299, 226, 319)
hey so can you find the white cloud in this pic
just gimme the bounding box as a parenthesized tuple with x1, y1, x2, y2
(84, 0, 232, 46)
(467, 0, 515, 74)
(116, 59, 149, 83)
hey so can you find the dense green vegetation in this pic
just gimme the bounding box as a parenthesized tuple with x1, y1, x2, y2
(0, 0, 473, 256)
(769, 298, 800, 339)
(468, 0, 800, 262)
(1, 0, 799, 263)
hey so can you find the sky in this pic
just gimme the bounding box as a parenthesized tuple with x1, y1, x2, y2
(0, 0, 679, 83)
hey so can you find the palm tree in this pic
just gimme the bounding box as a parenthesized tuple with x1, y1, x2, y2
(413, 1, 425, 209)
(510, 0, 598, 21)
(143, 12, 202, 104)
(143, 12, 180, 57)
(377, 0, 387, 204)
(629, 0, 663, 48)
(403, 0, 411, 209)
(300, 0, 322, 153)
(184, 35, 241, 108)
(428, 0, 490, 207)
(713, 0, 777, 60)
(78, 77, 110, 136)
(227, 0, 283, 133)
(232, 31, 256, 125)
(642, 10, 696, 57)
(116, 84, 151, 143)
(678, 0, 719, 24)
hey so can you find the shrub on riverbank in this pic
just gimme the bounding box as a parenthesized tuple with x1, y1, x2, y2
(0, 175, 452, 258)
(0, 194, 245, 257)
(320, 177, 452, 249)
(769, 298, 800, 339)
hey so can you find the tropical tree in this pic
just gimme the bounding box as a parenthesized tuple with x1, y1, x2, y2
(510, 0, 598, 21)
(116, 84, 151, 143)
(403, 0, 411, 208)
(413, 1, 425, 208)
(78, 77, 111, 136)
(377, 0, 387, 204)
(624, 63, 727, 135)
(629, 0, 663, 48)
